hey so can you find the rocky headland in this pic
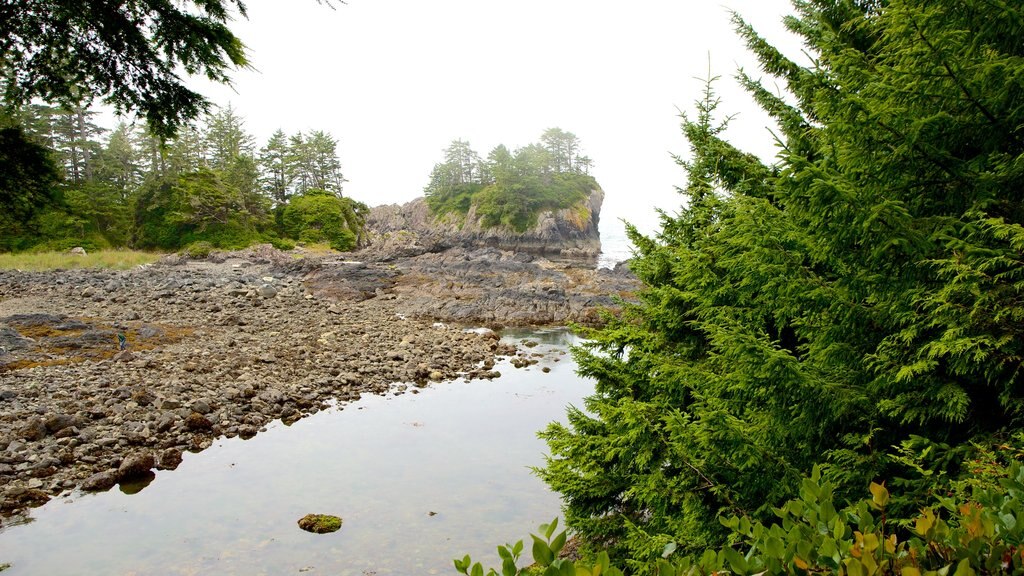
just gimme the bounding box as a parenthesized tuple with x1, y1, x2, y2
(0, 191, 640, 522)
(365, 188, 604, 264)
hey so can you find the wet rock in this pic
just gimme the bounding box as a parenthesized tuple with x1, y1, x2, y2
(81, 469, 119, 491)
(117, 452, 155, 480)
(155, 448, 183, 471)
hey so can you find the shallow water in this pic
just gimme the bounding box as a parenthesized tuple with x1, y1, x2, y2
(0, 329, 591, 575)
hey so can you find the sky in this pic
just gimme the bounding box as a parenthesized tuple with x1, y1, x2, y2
(180, 0, 808, 238)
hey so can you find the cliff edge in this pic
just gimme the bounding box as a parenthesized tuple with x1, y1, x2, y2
(363, 187, 603, 263)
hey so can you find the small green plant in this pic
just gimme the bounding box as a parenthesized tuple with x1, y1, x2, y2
(454, 518, 625, 576)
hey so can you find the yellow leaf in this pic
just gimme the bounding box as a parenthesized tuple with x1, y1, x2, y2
(902, 567, 921, 576)
(863, 533, 880, 553)
(794, 557, 809, 570)
(869, 482, 890, 508)
(915, 509, 935, 537)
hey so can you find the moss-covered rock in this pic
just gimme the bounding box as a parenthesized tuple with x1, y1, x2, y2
(297, 513, 342, 534)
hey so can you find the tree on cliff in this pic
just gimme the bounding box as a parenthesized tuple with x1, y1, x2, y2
(539, 0, 1024, 568)
(424, 131, 597, 231)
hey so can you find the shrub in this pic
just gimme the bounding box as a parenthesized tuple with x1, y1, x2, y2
(280, 189, 366, 252)
(181, 241, 214, 259)
(460, 463, 1024, 576)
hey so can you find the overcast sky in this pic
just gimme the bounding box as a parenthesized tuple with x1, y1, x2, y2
(185, 0, 806, 237)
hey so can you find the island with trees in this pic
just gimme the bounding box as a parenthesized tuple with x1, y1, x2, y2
(367, 128, 604, 263)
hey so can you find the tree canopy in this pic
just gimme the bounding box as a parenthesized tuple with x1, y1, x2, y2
(0, 0, 249, 140)
(539, 0, 1024, 569)
(0, 100, 357, 253)
(424, 130, 598, 232)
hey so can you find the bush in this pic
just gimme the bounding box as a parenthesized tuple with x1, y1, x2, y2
(460, 464, 1024, 576)
(180, 241, 214, 259)
(280, 189, 366, 252)
(266, 236, 295, 251)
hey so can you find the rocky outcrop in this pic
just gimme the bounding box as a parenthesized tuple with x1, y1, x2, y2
(364, 188, 604, 263)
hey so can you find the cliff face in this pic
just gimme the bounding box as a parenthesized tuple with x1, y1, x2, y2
(364, 187, 603, 263)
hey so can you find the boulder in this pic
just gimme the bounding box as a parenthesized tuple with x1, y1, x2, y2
(81, 470, 119, 491)
(297, 513, 343, 534)
(117, 451, 155, 480)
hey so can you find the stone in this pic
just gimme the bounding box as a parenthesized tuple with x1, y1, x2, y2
(117, 451, 155, 480)
(257, 284, 278, 298)
(156, 398, 181, 410)
(191, 400, 212, 414)
(81, 469, 119, 491)
(156, 448, 183, 471)
(44, 413, 76, 434)
(69, 246, 87, 256)
(18, 418, 47, 441)
(184, 413, 213, 431)
(297, 513, 343, 534)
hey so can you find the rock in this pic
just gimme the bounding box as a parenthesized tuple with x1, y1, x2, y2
(428, 371, 444, 381)
(257, 284, 278, 298)
(184, 413, 213, 431)
(44, 413, 77, 434)
(117, 451, 154, 480)
(156, 398, 181, 410)
(81, 469, 119, 491)
(156, 448, 183, 471)
(297, 513, 343, 534)
(69, 246, 87, 256)
(18, 418, 47, 441)
(191, 400, 212, 414)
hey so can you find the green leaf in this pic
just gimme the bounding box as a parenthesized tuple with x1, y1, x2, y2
(661, 542, 678, 559)
(764, 535, 785, 558)
(498, 546, 512, 562)
(471, 562, 484, 576)
(952, 559, 975, 576)
(532, 534, 555, 566)
(722, 547, 748, 575)
(551, 531, 567, 556)
(502, 558, 517, 576)
(546, 518, 560, 540)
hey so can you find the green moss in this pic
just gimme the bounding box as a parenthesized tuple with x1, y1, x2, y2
(297, 513, 343, 534)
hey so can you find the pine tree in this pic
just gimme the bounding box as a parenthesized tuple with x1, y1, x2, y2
(539, 0, 1024, 568)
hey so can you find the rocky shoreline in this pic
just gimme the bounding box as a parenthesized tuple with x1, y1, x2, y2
(0, 244, 638, 522)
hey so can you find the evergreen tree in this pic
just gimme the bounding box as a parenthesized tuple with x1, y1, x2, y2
(259, 129, 293, 206)
(288, 130, 345, 196)
(539, 0, 1024, 569)
(0, 0, 248, 139)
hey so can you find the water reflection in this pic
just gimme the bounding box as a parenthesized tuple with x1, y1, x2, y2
(0, 330, 590, 575)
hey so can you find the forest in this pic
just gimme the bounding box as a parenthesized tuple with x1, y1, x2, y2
(0, 104, 367, 254)
(424, 128, 598, 232)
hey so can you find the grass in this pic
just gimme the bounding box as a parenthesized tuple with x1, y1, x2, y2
(0, 249, 162, 271)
